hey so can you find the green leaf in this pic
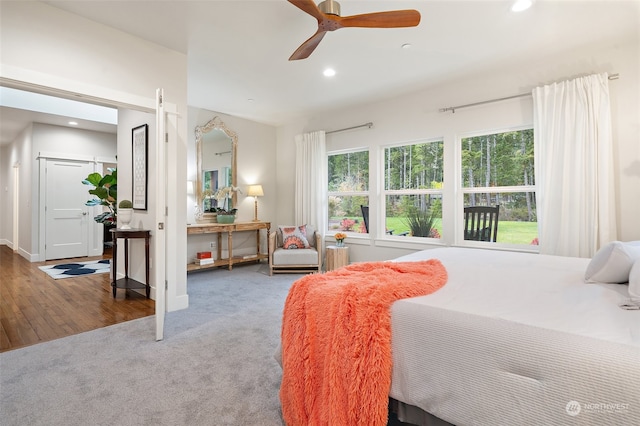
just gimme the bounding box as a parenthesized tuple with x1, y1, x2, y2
(98, 174, 115, 187)
(84, 173, 103, 186)
(94, 212, 115, 224)
(89, 187, 108, 199)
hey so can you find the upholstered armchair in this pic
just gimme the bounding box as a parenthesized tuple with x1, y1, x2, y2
(269, 224, 322, 276)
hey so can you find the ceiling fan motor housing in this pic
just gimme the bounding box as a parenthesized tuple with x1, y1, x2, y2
(318, 0, 340, 16)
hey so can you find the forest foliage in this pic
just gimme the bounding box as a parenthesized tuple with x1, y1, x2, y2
(328, 129, 537, 242)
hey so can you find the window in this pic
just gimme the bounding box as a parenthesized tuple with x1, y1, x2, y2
(327, 150, 369, 233)
(460, 128, 537, 245)
(383, 140, 444, 238)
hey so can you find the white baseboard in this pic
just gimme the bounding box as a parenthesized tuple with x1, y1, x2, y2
(119, 281, 189, 312)
(19, 248, 38, 262)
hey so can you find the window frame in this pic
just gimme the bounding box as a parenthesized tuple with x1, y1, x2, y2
(456, 125, 537, 249)
(381, 137, 445, 241)
(326, 147, 370, 237)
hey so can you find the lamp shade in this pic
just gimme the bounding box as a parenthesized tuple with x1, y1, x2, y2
(247, 184, 264, 197)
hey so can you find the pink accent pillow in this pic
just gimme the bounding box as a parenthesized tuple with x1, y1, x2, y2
(280, 225, 310, 249)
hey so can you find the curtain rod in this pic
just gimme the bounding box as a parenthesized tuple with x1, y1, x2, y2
(440, 73, 619, 113)
(326, 122, 373, 135)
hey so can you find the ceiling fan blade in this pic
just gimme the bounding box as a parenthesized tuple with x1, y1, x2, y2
(287, 0, 324, 21)
(289, 30, 328, 61)
(338, 10, 421, 28)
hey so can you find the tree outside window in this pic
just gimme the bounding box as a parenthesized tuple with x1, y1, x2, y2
(383, 140, 444, 238)
(328, 150, 369, 233)
(461, 128, 537, 245)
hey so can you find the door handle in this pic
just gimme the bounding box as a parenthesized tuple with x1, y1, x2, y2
(82, 212, 88, 215)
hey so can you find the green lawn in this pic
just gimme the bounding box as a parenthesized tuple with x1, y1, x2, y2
(385, 218, 538, 245)
(492, 221, 538, 244)
(331, 216, 538, 245)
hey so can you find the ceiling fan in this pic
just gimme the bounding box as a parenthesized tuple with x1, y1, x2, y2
(287, 0, 421, 60)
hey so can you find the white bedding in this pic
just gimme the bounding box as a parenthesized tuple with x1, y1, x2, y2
(389, 248, 640, 425)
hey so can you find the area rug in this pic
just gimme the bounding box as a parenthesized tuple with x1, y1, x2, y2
(38, 259, 111, 279)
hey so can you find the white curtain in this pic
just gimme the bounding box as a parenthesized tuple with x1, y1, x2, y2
(295, 131, 327, 238)
(533, 72, 617, 258)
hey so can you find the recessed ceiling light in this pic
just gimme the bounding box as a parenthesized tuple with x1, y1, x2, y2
(323, 68, 336, 77)
(68, 121, 78, 126)
(401, 43, 412, 49)
(511, 0, 532, 12)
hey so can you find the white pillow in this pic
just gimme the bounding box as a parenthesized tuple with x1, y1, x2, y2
(584, 241, 640, 284)
(629, 258, 640, 302)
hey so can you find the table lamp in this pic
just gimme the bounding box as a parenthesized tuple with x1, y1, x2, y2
(247, 184, 264, 221)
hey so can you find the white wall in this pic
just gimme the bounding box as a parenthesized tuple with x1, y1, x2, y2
(277, 39, 640, 263)
(0, 1, 188, 311)
(116, 109, 165, 300)
(32, 123, 118, 259)
(0, 123, 117, 258)
(0, 125, 32, 253)
(187, 107, 277, 261)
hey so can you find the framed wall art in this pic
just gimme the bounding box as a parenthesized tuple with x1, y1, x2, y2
(132, 124, 148, 210)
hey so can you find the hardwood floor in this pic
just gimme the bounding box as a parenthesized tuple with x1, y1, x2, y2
(0, 245, 154, 353)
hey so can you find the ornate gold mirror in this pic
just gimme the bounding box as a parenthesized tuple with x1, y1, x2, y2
(195, 116, 238, 220)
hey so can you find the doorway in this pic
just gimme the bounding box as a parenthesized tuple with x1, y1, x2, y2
(44, 158, 93, 260)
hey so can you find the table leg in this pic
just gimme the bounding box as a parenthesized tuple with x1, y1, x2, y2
(255, 230, 260, 256)
(228, 231, 233, 271)
(124, 237, 129, 281)
(112, 237, 118, 298)
(145, 235, 150, 298)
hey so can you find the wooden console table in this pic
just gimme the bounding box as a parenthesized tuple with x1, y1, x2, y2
(110, 228, 151, 298)
(187, 221, 270, 272)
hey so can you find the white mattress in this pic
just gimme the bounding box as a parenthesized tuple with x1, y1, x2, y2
(389, 248, 640, 426)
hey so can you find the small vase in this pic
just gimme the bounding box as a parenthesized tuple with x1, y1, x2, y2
(217, 214, 235, 224)
(336, 240, 345, 247)
(194, 205, 203, 221)
(119, 208, 133, 229)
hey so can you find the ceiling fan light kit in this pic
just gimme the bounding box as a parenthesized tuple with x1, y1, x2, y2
(287, 0, 421, 60)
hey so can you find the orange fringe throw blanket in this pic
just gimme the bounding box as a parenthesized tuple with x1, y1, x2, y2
(280, 260, 448, 426)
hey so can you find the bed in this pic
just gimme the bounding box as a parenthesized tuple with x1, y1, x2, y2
(388, 247, 640, 426)
(279, 247, 640, 426)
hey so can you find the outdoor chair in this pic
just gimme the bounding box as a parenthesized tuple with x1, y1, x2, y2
(360, 205, 408, 236)
(463, 205, 500, 242)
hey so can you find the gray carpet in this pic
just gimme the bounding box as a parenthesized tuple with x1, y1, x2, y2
(1, 263, 302, 426)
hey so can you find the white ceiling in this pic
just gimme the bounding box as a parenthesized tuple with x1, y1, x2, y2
(2, 0, 638, 144)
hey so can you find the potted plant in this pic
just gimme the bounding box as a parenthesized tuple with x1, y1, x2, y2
(213, 186, 242, 223)
(83, 168, 117, 224)
(118, 199, 133, 229)
(403, 206, 436, 238)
